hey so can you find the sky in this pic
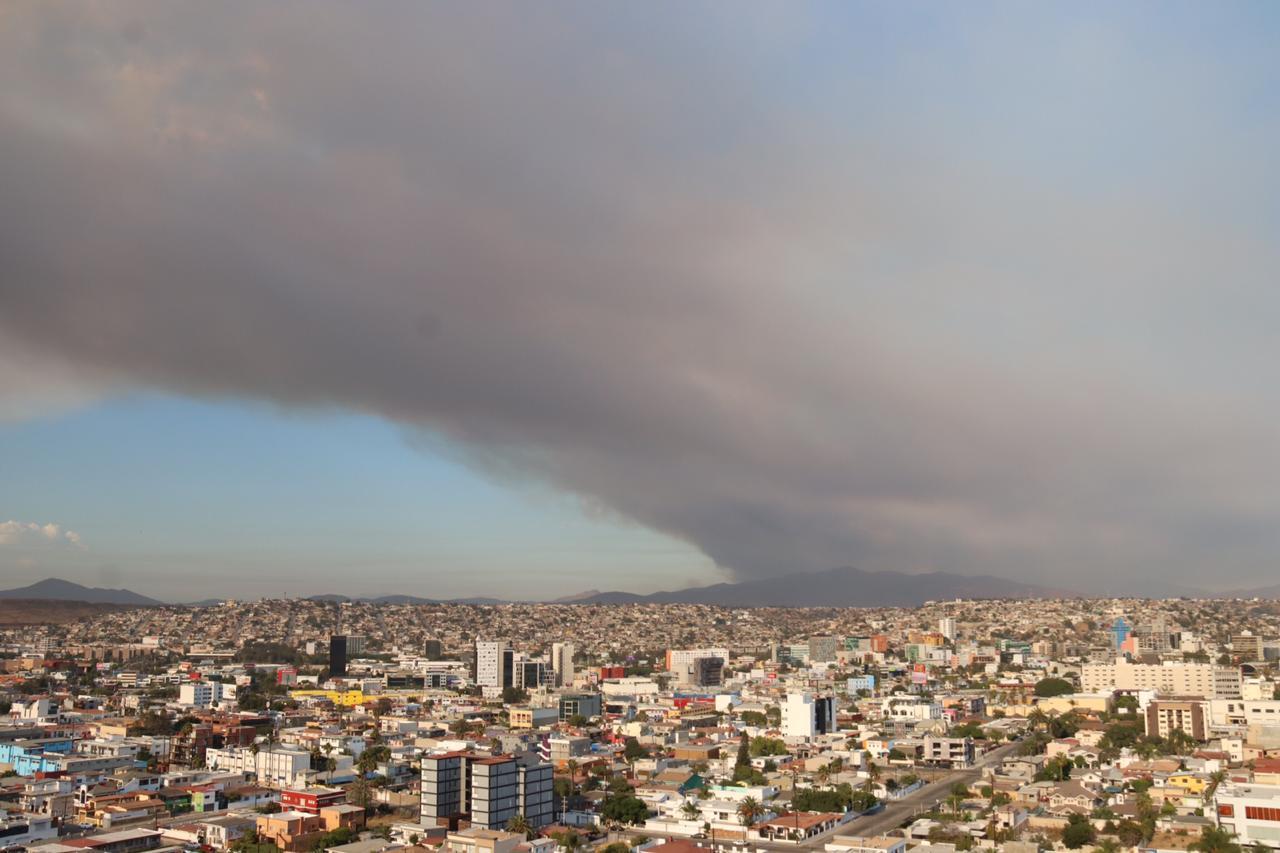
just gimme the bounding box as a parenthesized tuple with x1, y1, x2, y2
(4, 2, 1280, 601)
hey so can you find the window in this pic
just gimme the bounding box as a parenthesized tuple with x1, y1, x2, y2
(1218, 804, 1234, 817)
(1245, 806, 1280, 822)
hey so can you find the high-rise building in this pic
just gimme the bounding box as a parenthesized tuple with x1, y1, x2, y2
(421, 753, 466, 827)
(420, 752, 553, 831)
(329, 635, 348, 678)
(475, 640, 514, 689)
(666, 648, 729, 685)
(425, 639, 444, 660)
(551, 642, 575, 687)
(938, 618, 957, 641)
(782, 692, 834, 739)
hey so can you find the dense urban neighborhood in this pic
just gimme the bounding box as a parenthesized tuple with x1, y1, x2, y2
(3, 596, 1280, 853)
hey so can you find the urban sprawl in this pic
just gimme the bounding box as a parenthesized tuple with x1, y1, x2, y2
(4, 597, 1280, 853)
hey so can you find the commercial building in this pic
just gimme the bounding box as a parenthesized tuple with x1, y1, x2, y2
(1080, 659, 1242, 699)
(475, 640, 514, 690)
(329, 635, 348, 678)
(938, 618, 957, 641)
(559, 693, 602, 722)
(551, 642, 575, 687)
(782, 693, 835, 739)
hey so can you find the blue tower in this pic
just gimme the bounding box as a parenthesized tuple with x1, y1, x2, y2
(1111, 617, 1131, 650)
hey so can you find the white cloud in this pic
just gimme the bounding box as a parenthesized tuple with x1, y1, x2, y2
(0, 520, 86, 549)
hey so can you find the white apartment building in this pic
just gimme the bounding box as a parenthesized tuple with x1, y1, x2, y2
(783, 692, 835, 739)
(1081, 658, 1242, 699)
(880, 695, 943, 721)
(205, 745, 312, 787)
(1215, 783, 1280, 848)
(939, 618, 957, 641)
(551, 642, 575, 687)
(475, 640, 512, 689)
(1210, 699, 1280, 728)
(178, 681, 225, 708)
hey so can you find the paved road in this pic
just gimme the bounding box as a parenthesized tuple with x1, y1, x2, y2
(836, 740, 1020, 840)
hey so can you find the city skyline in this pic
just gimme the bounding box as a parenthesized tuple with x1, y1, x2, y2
(7, 3, 1280, 600)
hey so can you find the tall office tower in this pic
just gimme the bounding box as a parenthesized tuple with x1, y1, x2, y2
(938, 617, 957, 641)
(782, 692, 835, 739)
(475, 640, 514, 689)
(420, 753, 465, 826)
(328, 635, 348, 678)
(346, 635, 366, 656)
(551, 642, 575, 687)
(424, 639, 443, 661)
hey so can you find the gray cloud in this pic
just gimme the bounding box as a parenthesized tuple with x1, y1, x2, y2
(3, 3, 1280, 590)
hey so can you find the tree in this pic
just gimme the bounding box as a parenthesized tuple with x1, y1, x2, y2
(347, 777, 373, 810)
(1189, 827, 1242, 853)
(552, 830, 582, 853)
(681, 800, 702, 821)
(623, 737, 648, 762)
(506, 814, 533, 839)
(737, 796, 763, 827)
(601, 794, 650, 825)
(1062, 814, 1096, 849)
(1115, 819, 1145, 847)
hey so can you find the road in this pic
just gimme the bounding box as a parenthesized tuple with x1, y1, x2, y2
(837, 739, 1021, 840)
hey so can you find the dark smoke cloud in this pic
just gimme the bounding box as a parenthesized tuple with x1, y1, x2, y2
(4, 3, 1280, 589)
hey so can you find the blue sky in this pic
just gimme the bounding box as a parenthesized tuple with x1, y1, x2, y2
(5, 2, 1280, 599)
(1, 396, 715, 601)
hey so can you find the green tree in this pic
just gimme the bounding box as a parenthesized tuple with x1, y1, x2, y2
(505, 814, 533, 839)
(1062, 814, 1096, 849)
(1189, 826, 1242, 853)
(1034, 677, 1075, 698)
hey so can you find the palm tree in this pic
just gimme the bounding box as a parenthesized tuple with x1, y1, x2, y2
(681, 800, 702, 821)
(737, 796, 763, 828)
(506, 813, 533, 839)
(864, 761, 881, 792)
(1206, 769, 1228, 801)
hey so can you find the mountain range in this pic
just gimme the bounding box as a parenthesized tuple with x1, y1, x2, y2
(0, 577, 165, 606)
(4, 570, 1279, 608)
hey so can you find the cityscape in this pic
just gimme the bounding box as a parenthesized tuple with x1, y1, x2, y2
(7, 4, 1280, 853)
(3, 593, 1280, 853)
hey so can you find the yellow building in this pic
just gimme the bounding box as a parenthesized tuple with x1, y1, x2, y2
(289, 689, 366, 707)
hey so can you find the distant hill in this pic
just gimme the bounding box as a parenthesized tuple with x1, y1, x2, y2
(574, 566, 1073, 608)
(0, 577, 163, 606)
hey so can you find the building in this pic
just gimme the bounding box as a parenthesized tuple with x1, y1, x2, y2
(559, 694, 602, 722)
(205, 745, 313, 787)
(1214, 783, 1280, 849)
(938, 618, 957, 641)
(178, 680, 225, 708)
(782, 693, 834, 739)
(508, 707, 560, 730)
(1233, 634, 1264, 661)
(666, 648, 729, 685)
(551, 642, 575, 687)
(424, 640, 444, 661)
(1080, 659, 1242, 699)
(280, 787, 346, 815)
(329, 635, 348, 678)
(1145, 699, 1208, 741)
(470, 757, 519, 830)
(420, 753, 553, 831)
(445, 828, 523, 853)
(475, 640, 514, 690)
(923, 736, 976, 768)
